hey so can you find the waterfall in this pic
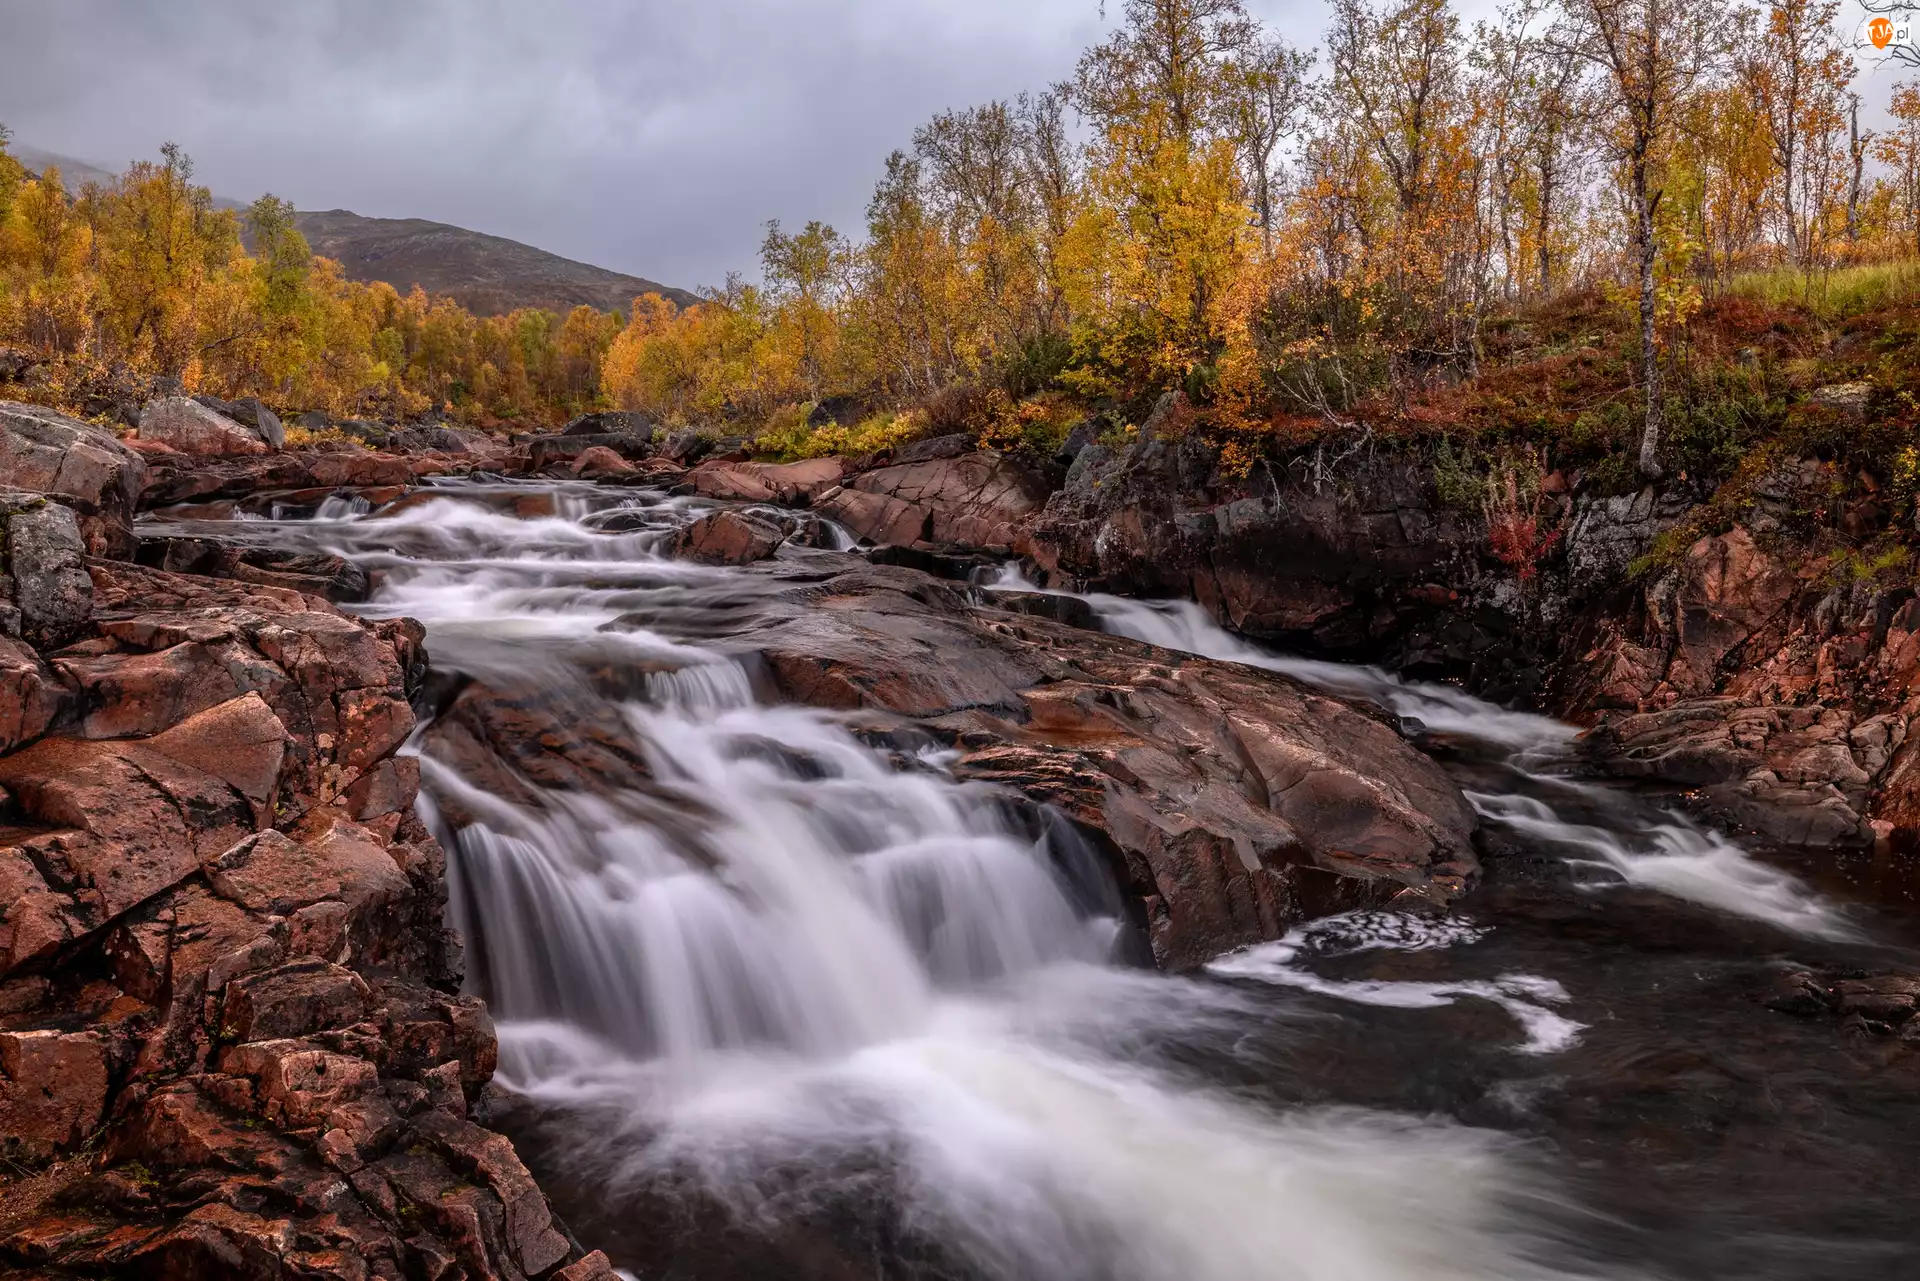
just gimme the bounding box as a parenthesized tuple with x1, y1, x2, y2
(253, 479, 1609, 1281)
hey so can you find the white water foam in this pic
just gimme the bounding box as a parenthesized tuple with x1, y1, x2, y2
(987, 568, 1859, 942)
(1207, 911, 1585, 1055)
(984, 568, 1575, 757)
(239, 486, 1618, 1279)
(1467, 791, 1862, 941)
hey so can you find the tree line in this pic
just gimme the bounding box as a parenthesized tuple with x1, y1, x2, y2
(5, 0, 1920, 470)
(0, 132, 623, 423)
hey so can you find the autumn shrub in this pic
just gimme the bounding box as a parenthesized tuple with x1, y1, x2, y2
(1431, 438, 1484, 510)
(1482, 455, 1564, 583)
(282, 424, 350, 447)
(756, 405, 926, 461)
(922, 383, 998, 437)
(977, 393, 1078, 457)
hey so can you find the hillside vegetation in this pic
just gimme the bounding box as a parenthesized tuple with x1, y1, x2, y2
(4, 0, 1920, 498)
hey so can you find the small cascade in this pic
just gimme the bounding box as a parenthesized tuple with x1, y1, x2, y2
(985, 571, 1859, 942)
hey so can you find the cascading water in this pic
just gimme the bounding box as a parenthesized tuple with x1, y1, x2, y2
(199, 480, 1598, 1280)
(987, 572, 1859, 942)
(155, 477, 1920, 1280)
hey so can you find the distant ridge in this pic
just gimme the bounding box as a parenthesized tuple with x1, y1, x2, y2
(11, 141, 694, 317)
(292, 209, 697, 317)
(11, 142, 121, 191)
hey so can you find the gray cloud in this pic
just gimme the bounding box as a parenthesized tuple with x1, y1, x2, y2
(51, 2, 1848, 292)
(1, 0, 1173, 289)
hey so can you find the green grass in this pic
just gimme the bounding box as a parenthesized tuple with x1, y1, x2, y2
(1728, 260, 1920, 317)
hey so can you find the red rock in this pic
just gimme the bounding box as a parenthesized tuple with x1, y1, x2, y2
(0, 1027, 109, 1158)
(339, 756, 421, 822)
(845, 452, 1049, 550)
(0, 736, 254, 922)
(410, 1110, 572, 1276)
(220, 959, 373, 1043)
(685, 457, 845, 503)
(0, 842, 80, 975)
(676, 509, 786, 564)
(742, 564, 1478, 968)
(305, 452, 415, 489)
(570, 445, 635, 478)
(110, 1080, 278, 1170)
(142, 692, 290, 815)
(129, 1202, 294, 1277)
(0, 400, 149, 556)
(204, 823, 408, 923)
(556, 1249, 621, 1281)
(221, 1039, 380, 1127)
(1658, 527, 1799, 698)
(335, 686, 417, 774)
(683, 463, 776, 502)
(56, 638, 273, 739)
(138, 396, 270, 457)
(816, 486, 929, 546)
(0, 637, 69, 755)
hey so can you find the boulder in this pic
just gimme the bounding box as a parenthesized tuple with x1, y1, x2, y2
(571, 444, 635, 479)
(0, 636, 69, 754)
(838, 451, 1051, 552)
(138, 396, 272, 457)
(528, 433, 652, 470)
(1808, 381, 1873, 419)
(816, 486, 929, 547)
(0, 1028, 110, 1160)
(227, 397, 286, 449)
(893, 432, 974, 465)
(0, 400, 149, 556)
(676, 509, 786, 565)
(657, 429, 712, 464)
(562, 410, 653, 440)
(1, 492, 93, 647)
(683, 457, 845, 505)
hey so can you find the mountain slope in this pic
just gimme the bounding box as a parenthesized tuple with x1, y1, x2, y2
(292, 209, 697, 316)
(11, 142, 121, 190)
(12, 142, 693, 316)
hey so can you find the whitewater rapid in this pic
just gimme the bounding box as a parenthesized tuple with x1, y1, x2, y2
(214, 478, 1627, 1280)
(987, 573, 1858, 944)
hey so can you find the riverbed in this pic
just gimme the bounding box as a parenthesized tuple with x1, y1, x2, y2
(144, 476, 1920, 1281)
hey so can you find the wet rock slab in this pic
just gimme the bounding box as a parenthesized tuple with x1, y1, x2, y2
(736, 558, 1480, 970)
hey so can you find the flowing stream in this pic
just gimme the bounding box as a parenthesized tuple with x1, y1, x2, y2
(150, 478, 1920, 1281)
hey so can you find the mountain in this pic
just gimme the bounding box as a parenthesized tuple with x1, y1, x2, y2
(12, 143, 250, 210)
(11, 142, 694, 317)
(291, 209, 697, 317)
(11, 142, 120, 191)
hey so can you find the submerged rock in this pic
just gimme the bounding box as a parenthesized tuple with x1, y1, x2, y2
(676, 508, 786, 565)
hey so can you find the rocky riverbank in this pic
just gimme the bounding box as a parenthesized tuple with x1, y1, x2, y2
(3, 377, 1918, 1276)
(0, 402, 617, 1280)
(0, 392, 1480, 1277)
(666, 397, 1920, 858)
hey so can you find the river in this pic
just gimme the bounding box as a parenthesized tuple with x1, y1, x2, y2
(145, 476, 1920, 1281)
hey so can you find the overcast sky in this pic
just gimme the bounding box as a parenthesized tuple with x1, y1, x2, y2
(0, 0, 1900, 292)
